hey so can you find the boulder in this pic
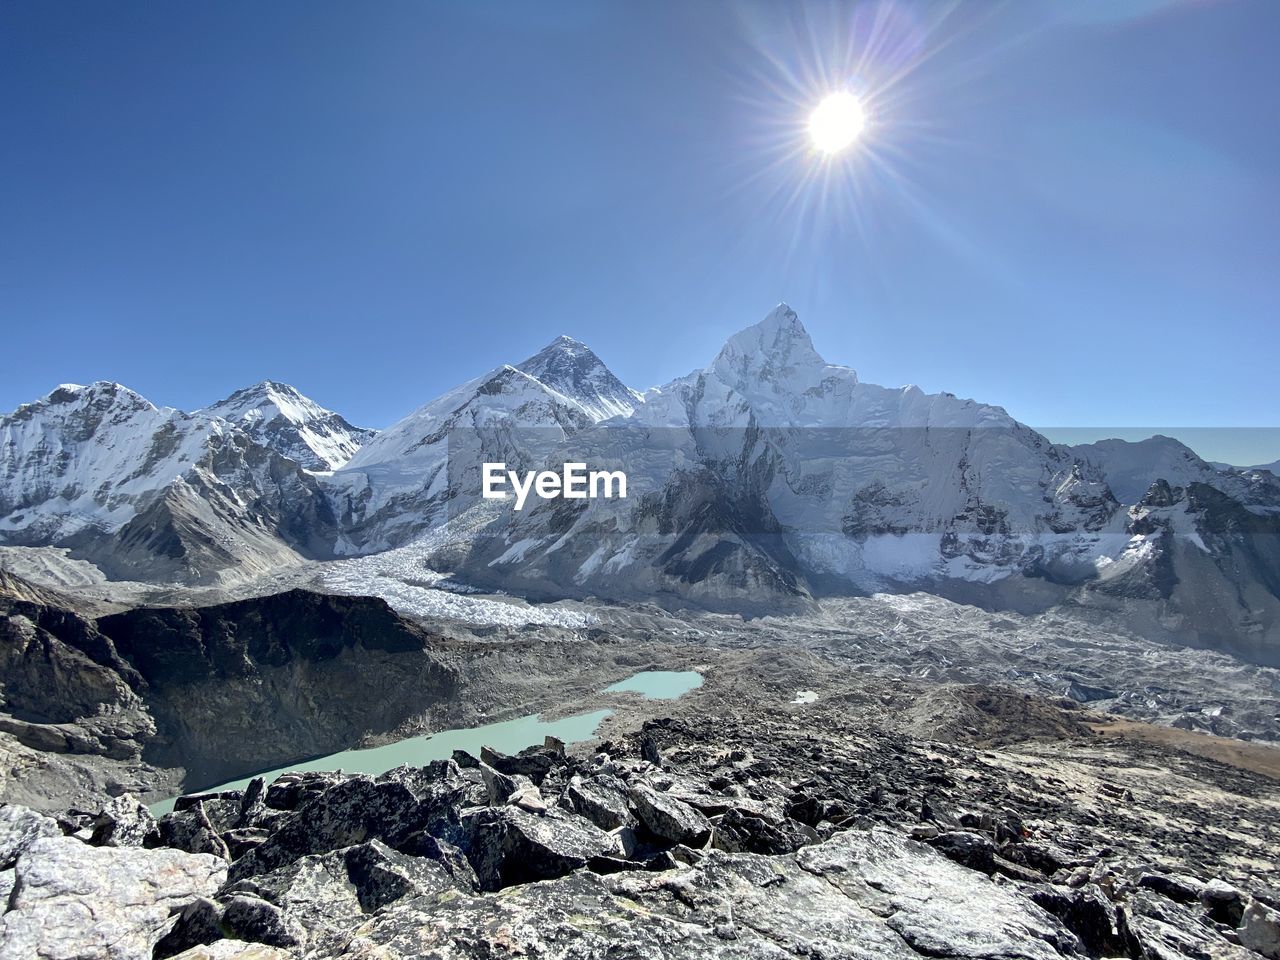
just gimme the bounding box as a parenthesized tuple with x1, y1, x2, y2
(0, 803, 61, 868)
(219, 894, 304, 949)
(175, 790, 243, 813)
(229, 776, 425, 880)
(166, 943, 293, 959)
(1118, 889, 1250, 960)
(480, 743, 560, 783)
(565, 775, 634, 830)
(0, 835, 225, 960)
(89, 794, 159, 848)
(925, 830, 998, 873)
(1137, 870, 1206, 904)
(1030, 884, 1124, 956)
(629, 784, 712, 847)
(462, 805, 621, 891)
(479, 762, 520, 804)
(236, 777, 266, 828)
(153, 897, 223, 958)
(1240, 900, 1280, 959)
(159, 802, 230, 859)
(343, 838, 461, 912)
(220, 839, 464, 953)
(712, 806, 815, 855)
(797, 829, 1083, 959)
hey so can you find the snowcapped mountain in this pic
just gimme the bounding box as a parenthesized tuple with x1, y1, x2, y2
(0, 382, 237, 542)
(514, 336, 642, 421)
(331, 336, 641, 552)
(429, 305, 1121, 606)
(204, 380, 375, 471)
(405, 305, 1280, 663)
(0, 381, 339, 583)
(3, 306, 1277, 663)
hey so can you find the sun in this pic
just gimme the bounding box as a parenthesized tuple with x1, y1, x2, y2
(808, 92, 866, 155)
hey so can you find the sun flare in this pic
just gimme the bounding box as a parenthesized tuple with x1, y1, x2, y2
(808, 91, 866, 155)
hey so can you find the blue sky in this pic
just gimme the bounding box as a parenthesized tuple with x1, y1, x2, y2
(1, 1, 1276, 461)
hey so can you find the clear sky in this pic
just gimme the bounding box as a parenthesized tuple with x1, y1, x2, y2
(2, 1, 1276, 461)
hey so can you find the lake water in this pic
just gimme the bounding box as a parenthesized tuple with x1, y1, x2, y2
(603, 670, 703, 699)
(149, 669, 700, 816)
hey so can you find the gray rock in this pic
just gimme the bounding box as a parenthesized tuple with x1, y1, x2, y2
(926, 829, 998, 872)
(630, 783, 712, 847)
(175, 790, 243, 813)
(565, 774, 634, 830)
(0, 803, 61, 868)
(1118, 889, 1252, 960)
(797, 829, 1083, 959)
(90, 793, 159, 848)
(236, 777, 266, 828)
(343, 826, 1086, 959)
(712, 805, 815, 855)
(222, 839, 462, 953)
(1241, 899, 1280, 959)
(0, 835, 225, 960)
(343, 838, 462, 912)
(219, 894, 304, 948)
(1030, 884, 1124, 956)
(478, 761, 520, 804)
(229, 776, 425, 880)
(159, 801, 230, 859)
(480, 743, 559, 783)
(463, 804, 621, 891)
(153, 896, 223, 958)
(166, 943, 292, 959)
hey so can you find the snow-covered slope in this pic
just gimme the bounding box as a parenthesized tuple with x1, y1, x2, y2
(412, 304, 1280, 663)
(204, 380, 375, 471)
(0, 382, 236, 541)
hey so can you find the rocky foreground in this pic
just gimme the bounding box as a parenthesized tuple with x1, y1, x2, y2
(3, 698, 1279, 959)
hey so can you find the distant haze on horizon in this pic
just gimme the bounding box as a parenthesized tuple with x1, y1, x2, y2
(2, 1, 1276, 461)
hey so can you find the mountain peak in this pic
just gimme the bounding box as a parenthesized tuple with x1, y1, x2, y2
(711, 304, 840, 393)
(516, 337, 641, 422)
(205, 380, 373, 471)
(39, 381, 156, 414)
(524, 334, 593, 361)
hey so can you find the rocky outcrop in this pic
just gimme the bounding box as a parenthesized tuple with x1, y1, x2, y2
(0, 588, 466, 809)
(7, 694, 1278, 960)
(0, 833, 225, 960)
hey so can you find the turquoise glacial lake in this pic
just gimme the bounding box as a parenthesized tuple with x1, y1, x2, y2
(150, 669, 702, 816)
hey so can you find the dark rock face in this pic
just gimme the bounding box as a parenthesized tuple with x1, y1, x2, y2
(97, 589, 442, 686)
(0, 588, 466, 810)
(94, 590, 460, 787)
